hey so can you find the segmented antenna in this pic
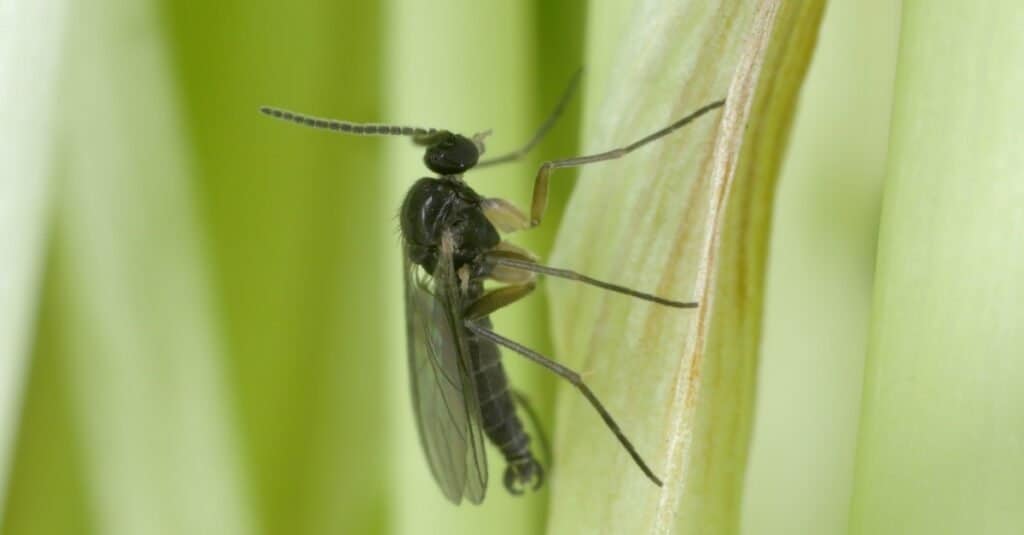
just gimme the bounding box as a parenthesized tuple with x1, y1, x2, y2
(259, 106, 441, 137)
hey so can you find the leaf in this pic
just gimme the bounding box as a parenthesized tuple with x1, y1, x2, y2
(162, 2, 393, 532)
(5, 2, 254, 533)
(849, 3, 1024, 533)
(740, 1, 901, 533)
(0, 0, 66, 516)
(545, 1, 823, 533)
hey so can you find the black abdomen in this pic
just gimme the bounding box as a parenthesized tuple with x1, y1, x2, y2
(465, 315, 543, 493)
(468, 316, 528, 457)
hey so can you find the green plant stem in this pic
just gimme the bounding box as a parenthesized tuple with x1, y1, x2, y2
(849, 3, 1024, 533)
(545, 1, 823, 533)
(740, 1, 900, 533)
(0, 1, 67, 518)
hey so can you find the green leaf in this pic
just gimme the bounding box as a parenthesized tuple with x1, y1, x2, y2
(0, 0, 66, 520)
(546, 2, 823, 533)
(7, 1, 253, 534)
(849, 3, 1024, 533)
(740, 1, 901, 533)
(0, 0, 66, 521)
(162, 2, 391, 532)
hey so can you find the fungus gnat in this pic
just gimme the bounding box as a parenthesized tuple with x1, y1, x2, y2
(261, 72, 724, 504)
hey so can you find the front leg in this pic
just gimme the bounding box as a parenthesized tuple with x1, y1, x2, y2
(482, 198, 531, 234)
(527, 98, 726, 227)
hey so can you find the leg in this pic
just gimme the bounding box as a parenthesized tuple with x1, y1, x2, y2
(463, 282, 535, 321)
(476, 69, 583, 168)
(482, 241, 539, 285)
(528, 98, 726, 227)
(464, 321, 663, 487)
(484, 251, 698, 308)
(482, 198, 531, 233)
(492, 240, 538, 261)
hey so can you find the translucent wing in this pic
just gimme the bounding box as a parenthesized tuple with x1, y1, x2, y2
(404, 238, 488, 504)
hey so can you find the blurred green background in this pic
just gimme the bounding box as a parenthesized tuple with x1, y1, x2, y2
(5, 1, 583, 534)
(7, 0, 1019, 534)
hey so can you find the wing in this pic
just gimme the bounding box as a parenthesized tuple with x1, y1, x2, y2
(403, 240, 488, 504)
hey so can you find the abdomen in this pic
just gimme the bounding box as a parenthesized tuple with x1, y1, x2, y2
(467, 316, 531, 462)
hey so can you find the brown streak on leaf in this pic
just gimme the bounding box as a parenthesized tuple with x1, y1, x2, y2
(654, 1, 781, 532)
(545, 1, 823, 533)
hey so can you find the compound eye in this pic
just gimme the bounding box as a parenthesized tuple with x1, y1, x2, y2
(424, 133, 479, 175)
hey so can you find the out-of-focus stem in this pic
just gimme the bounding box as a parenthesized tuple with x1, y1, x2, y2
(849, 3, 1024, 533)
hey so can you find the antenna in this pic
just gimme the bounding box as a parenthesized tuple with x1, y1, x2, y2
(259, 106, 443, 137)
